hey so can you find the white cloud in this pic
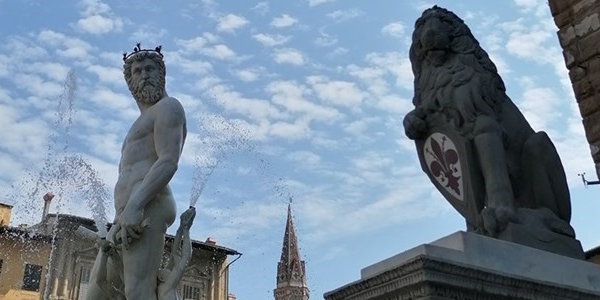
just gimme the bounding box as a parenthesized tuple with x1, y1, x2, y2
(85, 64, 124, 86)
(314, 29, 337, 47)
(505, 28, 553, 63)
(175, 36, 239, 61)
(252, 33, 291, 47)
(308, 0, 335, 7)
(365, 52, 413, 90)
(270, 14, 298, 28)
(203, 44, 237, 61)
(232, 68, 262, 82)
(209, 84, 283, 121)
(513, 0, 547, 17)
(175, 36, 208, 54)
(376, 94, 412, 115)
(79, 0, 111, 15)
(129, 27, 168, 44)
(273, 48, 305, 65)
(25, 62, 70, 82)
(217, 14, 249, 33)
(169, 54, 213, 76)
(37, 30, 92, 61)
(516, 82, 561, 131)
(76, 15, 123, 35)
(306, 76, 365, 107)
(286, 151, 321, 166)
(382, 22, 405, 38)
(343, 119, 372, 136)
(270, 120, 311, 140)
(75, 0, 123, 35)
(266, 80, 339, 122)
(514, 0, 538, 9)
(251, 2, 269, 15)
(13, 73, 63, 99)
(0, 104, 50, 162)
(88, 88, 138, 119)
(327, 9, 363, 22)
(81, 132, 122, 162)
(329, 47, 348, 57)
(347, 64, 388, 95)
(4, 37, 48, 62)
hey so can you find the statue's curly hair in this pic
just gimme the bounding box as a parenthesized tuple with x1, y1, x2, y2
(409, 6, 507, 127)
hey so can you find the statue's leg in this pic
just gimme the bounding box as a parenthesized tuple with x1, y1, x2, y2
(473, 116, 514, 209)
(473, 115, 516, 235)
(122, 196, 175, 300)
(521, 131, 571, 222)
(121, 221, 166, 300)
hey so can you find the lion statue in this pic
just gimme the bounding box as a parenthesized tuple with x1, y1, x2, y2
(403, 6, 575, 240)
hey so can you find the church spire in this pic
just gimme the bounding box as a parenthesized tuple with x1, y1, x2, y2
(274, 200, 309, 300)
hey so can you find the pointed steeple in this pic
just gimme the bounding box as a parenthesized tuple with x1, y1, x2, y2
(274, 200, 309, 300)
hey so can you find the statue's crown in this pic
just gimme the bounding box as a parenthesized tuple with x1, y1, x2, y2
(122, 43, 163, 62)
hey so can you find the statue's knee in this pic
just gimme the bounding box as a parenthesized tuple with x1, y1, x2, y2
(523, 132, 551, 158)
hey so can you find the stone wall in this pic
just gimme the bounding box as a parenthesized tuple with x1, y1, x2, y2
(549, 0, 600, 178)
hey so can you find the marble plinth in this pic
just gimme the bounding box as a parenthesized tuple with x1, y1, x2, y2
(324, 231, 600, 300)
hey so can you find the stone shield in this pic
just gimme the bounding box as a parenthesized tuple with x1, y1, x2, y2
(416, 126, 484, 228)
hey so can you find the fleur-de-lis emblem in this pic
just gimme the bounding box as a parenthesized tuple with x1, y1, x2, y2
(425, 135, 461, 195)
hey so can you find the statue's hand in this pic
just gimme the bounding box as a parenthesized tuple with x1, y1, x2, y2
(403, 109, 427, 140)
(180, 207, 196, 230)
(115, 207, 144, 250)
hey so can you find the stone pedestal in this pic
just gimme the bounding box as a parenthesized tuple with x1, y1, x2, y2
(324, 232, 600, 300)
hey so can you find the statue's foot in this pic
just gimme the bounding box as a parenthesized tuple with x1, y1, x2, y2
(480, 206, 516, 237)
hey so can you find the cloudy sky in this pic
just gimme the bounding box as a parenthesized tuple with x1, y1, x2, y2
(1, 0, 599, 298)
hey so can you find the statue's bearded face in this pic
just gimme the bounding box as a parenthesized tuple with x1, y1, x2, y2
(127, 58, 166, 104)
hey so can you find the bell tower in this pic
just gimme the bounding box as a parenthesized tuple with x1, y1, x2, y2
(274, 203, 309, 300)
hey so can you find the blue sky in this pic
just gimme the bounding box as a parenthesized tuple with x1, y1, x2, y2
(1, 0, 599, 299)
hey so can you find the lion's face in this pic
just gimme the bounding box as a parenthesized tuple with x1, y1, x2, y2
(412, 10, 454, 67)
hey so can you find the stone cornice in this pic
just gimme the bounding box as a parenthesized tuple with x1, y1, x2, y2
(324, 255, 600, 300)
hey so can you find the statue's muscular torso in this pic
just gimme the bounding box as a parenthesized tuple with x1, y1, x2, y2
(114, 98, 182, 224)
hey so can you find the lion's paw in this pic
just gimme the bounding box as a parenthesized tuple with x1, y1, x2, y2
(479, 206, 516, 237)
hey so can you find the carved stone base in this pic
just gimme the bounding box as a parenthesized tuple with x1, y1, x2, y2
(324, 231, 600, 300)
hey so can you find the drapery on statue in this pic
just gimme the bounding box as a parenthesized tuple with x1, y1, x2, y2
(86, 44, 188, 300)
(403, 6, 582, 257)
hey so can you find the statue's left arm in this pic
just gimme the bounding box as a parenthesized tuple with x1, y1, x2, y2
(118, 97, 186, 249)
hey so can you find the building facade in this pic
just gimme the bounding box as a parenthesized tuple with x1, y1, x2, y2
(274, 204, 309, 300)
(549, 0, 600, 178)
(0, 202, 240, 300)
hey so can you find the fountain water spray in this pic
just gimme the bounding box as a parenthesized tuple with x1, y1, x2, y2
(3, 70, 112, 299)
(188, 113, 253, 207)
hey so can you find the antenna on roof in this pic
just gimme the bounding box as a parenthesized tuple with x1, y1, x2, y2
(578, 172, 600, 188)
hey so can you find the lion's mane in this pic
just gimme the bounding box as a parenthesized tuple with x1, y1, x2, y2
(410, 6, 508, 133)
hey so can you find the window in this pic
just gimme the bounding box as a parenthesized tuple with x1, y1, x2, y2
(77, 266, 92, 300)
(22, 264, 42, 291)
(182, 284, 201, 300)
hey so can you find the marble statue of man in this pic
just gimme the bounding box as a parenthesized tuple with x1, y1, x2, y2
(86, 45, 187, 300)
